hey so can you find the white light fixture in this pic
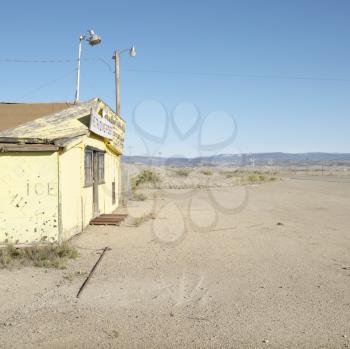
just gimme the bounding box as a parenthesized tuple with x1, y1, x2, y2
(87, 30, 102, 46)
(74, 29, 102, 103)
(129, 45, 137, 57)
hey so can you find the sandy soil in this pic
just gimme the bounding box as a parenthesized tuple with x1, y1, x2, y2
(0, 177, 349, 348)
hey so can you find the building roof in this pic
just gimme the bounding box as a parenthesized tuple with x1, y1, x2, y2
(0, 99, 97, 141)
(0, 102, 73, 132)
(0, 98, 125, 154)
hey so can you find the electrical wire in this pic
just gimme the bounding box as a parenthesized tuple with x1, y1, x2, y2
(1, 57, 350, 82)
(16, 69, 76, 100)
(123, 68, 350, 83)
(0, 58, 75, 63)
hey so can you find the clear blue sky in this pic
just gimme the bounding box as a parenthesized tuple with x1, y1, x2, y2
(1, 0, 349, 156)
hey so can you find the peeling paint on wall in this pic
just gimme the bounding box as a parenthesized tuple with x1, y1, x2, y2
(0, 137, 122, 244)
(0, 99, 124, 244)
(0, 152, 59, 244)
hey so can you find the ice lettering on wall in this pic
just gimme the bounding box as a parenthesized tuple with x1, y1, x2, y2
(0, 161, 59, 243)
(26, 182, 58, 196)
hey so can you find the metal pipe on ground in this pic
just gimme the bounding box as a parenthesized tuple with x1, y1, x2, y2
(76, 246, 110, 298)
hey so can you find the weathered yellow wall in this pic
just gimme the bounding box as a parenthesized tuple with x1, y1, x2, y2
(0, 99, 124, 244)
(0, 134, 121, 244)
(59, 134, 121, 240)
(58, 146, 83, 241)
(0, 152, 59, 244)
(82, 187, 93, 228)
(97, 152, 120, 214)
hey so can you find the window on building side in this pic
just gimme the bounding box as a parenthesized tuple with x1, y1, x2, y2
(97, 152, 105, 183)
(112, 182, 116, 205)
(84, 150, 93, 186)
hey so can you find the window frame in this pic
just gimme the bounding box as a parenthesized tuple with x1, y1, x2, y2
(97, 152, 105, 184)
(84, 149, 93, 187)
(112, 181, 116, 205)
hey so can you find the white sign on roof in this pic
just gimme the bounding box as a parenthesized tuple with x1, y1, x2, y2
(89, 109, 113, 140)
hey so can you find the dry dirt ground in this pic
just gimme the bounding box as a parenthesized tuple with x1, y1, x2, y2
(0, 177, 350, 348)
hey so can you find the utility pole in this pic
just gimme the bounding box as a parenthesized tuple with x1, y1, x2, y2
(113, 50, 121, 116)
(112, 45, 136, 115)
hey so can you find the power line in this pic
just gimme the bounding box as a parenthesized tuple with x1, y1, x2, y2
(16, 69, 76, 100)
(1, 57, 350, 83)
(0, 57, 114, 72)
(0, 58, 75, 63)
(123, 68, 350, 83)
(0, 57, 111, 66)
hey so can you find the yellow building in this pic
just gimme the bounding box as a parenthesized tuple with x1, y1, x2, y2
(0, 98, 125, 244)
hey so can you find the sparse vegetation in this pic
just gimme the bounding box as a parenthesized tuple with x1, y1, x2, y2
(132, 213, 156, 227)
(174, 168, 191, 177)
(219, 169, 279, 184)
(132, 192, 147, 201)
(132, 169, 161, 190)
(131, 169, 161, 201)
(247, 174, 266, 183)
(0, 242, 78, 269)
(63, 270, 87, 282)
(221, 170, 239, 178)
(258, 174, 266, 181)
(245, 173, 279, 183)
(201, 170, 213, 176)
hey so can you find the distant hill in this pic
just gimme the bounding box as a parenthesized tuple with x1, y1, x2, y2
(122, 153, 350, 167)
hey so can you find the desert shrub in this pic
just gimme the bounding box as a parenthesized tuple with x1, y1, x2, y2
(132, 192, 147, 201)
(247, 174, 260, 183)
(247, 174, 268, 183)
(221, 170, 239, 178)
(201, 170, 213, 176)
(174, 168, 191, 177)
(0, 242, 78, 269)
(132, 213, 156, 227)
(132, 169, 161, 189)
(253, 170, 262, 174)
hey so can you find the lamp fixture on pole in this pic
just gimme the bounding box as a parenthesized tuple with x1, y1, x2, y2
(112, 45, 136, 115)
(74, 29, 102, 103)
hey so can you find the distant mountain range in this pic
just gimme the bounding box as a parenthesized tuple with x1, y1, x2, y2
(122, 153, 350, 167)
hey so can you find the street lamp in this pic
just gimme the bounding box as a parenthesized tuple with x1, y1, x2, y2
(74, 29, 102, 103)
(112, 45, 136, 115)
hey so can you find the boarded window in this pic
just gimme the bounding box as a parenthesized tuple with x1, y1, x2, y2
(97, 152, 105, 183)
(112, 182, 116, 205)
(85, 150, 93, 186)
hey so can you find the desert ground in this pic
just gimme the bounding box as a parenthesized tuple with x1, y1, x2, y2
(0, 168, 350, 348)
